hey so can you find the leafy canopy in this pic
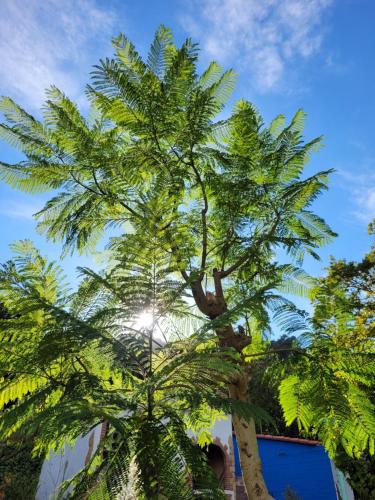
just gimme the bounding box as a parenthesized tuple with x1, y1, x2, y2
(280, 224, 375, 458)
(0, 238, 254, 498)
(0, 26, 334, 279)
(0, 26, 337, 359)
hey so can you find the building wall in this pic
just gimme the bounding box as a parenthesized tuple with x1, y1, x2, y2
(187, 417, 237, 499)
(259, 438, 337, 500)
(233, 435, 340, 500)
(36, 424, 103, 500)
(37, 416, 353, 500)
(330, 460, 355, 500)
(37, 418, 237, 499)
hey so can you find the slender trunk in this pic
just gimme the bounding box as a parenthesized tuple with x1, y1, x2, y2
(137, 423, 160, 498)
(190, 278, 272, 500)
(229, 372, 272, 500)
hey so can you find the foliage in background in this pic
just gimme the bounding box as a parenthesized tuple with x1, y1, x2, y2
(250, 223, 374, 497)
(279, 222, 374, 469)
(312, 222, 374, 499)
(0, 441, 42, 500)
(249, 335, 301, 437)
(0, 303, 43, 500)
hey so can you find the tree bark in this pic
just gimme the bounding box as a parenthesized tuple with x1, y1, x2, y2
(190, 277, 273, 500)
(229, 372, 273, 500)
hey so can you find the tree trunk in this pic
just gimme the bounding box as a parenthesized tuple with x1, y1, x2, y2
(190, 278, 272, 500)
(229, 372, 273, 500)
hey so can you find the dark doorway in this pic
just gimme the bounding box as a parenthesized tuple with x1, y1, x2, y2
(205, 444, 225, 486)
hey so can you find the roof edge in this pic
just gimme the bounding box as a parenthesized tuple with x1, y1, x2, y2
(256, 434, 321, 446)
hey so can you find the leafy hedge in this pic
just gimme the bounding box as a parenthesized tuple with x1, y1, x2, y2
(0, 442, 42, 499)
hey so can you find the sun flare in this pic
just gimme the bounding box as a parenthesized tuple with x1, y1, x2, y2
(133, 311, 154, 330)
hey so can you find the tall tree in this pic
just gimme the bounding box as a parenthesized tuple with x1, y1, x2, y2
(280, 221, 374, 458)
(0, 240, 251, 498)
(1, 26, 370, 498)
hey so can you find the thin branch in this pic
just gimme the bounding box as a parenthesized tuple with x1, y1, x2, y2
(117, 199, 143, 219)
(75, 356, 90, 374)
(220, 212, 281, 279)
(72, 169, 142, 220)
(244, 347, 310, 359)
(189, 153, 208, 279)
(91, 168, 108, 195)
(70, 172, 100, 196)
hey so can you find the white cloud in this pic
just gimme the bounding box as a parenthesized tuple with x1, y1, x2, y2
(181, 0, 333, 91)
(0, 200, 43, 220)
(338, 169, 375, 224)
(355, 188, 375, 222)
(0, 0, 116, 109)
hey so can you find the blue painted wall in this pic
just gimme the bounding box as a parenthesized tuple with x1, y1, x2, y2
(233, 436, 337, 500)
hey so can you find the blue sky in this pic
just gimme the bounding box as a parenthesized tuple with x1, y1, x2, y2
(0, 0, 374, 290)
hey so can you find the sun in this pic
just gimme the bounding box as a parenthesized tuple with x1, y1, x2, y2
(131, 310, 166, 344)
(133, 310, 154, 330)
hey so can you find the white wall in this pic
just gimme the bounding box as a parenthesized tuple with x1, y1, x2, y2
(210, 417, 233, 446)
(37, 417, 234, 499)
(186, 415, 232, 446)
(330, 460, 355, 500)
(36, 426, 102, 500)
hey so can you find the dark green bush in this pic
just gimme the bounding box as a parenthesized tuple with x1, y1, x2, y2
(0, 442, 42, 500)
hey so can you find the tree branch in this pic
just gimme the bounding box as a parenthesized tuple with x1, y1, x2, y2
(244, 347, 309, 359)
(70, 172, 101, 196)
(189, 152, 208, 279)
(91, 168, 108, 196)
(220, 212, 281, 279)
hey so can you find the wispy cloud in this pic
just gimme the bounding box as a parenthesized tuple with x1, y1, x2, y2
(338, 169, 375, 224)
(355, 188, 375, 223)
(0, 200, 43, 220)
(0, 0, 116, 109)
(181, 0, 333, 91)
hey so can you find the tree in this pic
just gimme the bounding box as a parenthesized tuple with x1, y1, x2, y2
(0, 26, 371, 499)
(281, 222, 374, 499)
(325, 224, 375, 500)
(284, 223, 375, 500)
(0, 239, 252, 498)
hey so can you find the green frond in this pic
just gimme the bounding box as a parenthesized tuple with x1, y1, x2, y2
(0, 375, 46, 410)
(280, 337, 375, 458)
(279, 374, 314, 429)
(0, 97, 54, 157)
(277, 265, 316, 298)
(269, 114, 285, 138)
(44, 86, 88, 132)
(298, 210, 337, 246)
(288, 109, 307, 133)
(147, 25, 173, 79)
(113, 33, 148, 80)
(198, 61, 223, 90)
(207, 69, 236, 109)
(282, 170, 332, 212)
